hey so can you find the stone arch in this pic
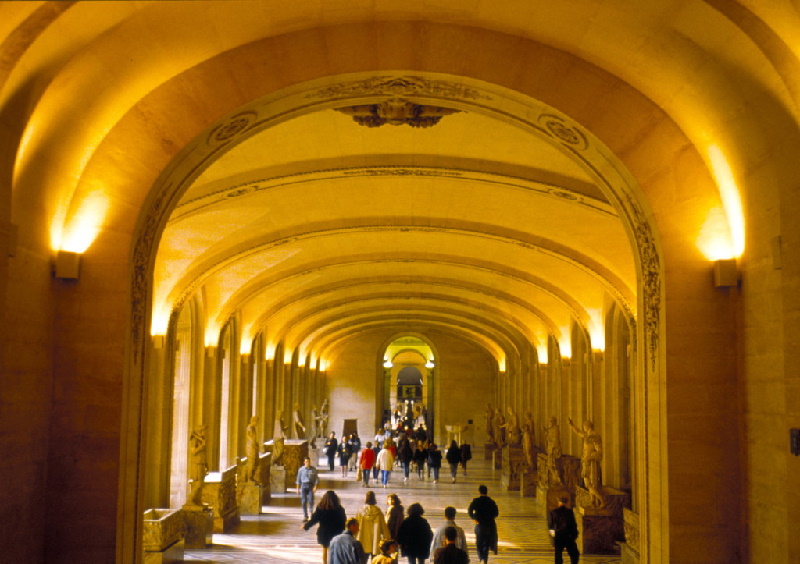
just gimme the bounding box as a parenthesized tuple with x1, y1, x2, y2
(47, 23, 742, 563)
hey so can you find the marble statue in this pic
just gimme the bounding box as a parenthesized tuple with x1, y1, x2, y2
(318, 399, 329, 437)
(309, 404, 319, 447)
(245, 416, 260, 483)
(493, 408, 506, 446)
(485, 403, 495, 443)
(272, 410, 287, 466)
(504, 406, 522, 446)
(293, 402, 306, 440)
(186, 425, 208, 507)
(568, 418, 605, 507)
(522, 423, 535, 468)
(543, 416, 563, 485)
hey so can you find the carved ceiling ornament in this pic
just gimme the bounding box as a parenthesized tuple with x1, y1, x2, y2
(307, 75, 491, 102)
(334, 98, 459, 128)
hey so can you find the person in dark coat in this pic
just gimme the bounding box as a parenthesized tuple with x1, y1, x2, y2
(427, 443, 443, 483)
(397, 502, 434, 564)
(338, 439, 352, 476)
(445, 440, 462, 483)
(547, 497, 580, 564)
(414, 440, 428, 480)
(385, 493, 404, 542)
(398, 437, 414, 482)
(467, 485, 499, 564)
(302, 490, 347, 564)
(459, 443, 472, 476)
(325, 432, 338, 471)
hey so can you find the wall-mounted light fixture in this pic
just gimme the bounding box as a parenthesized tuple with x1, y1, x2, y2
(54, 250, 81, 279)
(713, 258, 738, 287)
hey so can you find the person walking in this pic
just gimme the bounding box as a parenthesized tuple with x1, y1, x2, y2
(430, 506, 467, 555)
(302, 490, 347, 564)
(295, 456, 319, 521)
(385, 493, 404, 542)
(397, 502, 434, 564)
(348, 433, 362, 471)
(325, 432, 338, 472)
(548, 497, 580, 564)
(359, 442, 376, 487)
(398, 437, 414, 483)
(445, 440, 462, 483)
(468, 485, 499, 564)
(328, 518, 368, 564)
(414, 440, 428, 480)
(355, 490, 391, 558)
(338, 438, 352, 477)
(427, 443, 442, 483)
(433, 526, 469, 564)
(376, 441, 395, 488)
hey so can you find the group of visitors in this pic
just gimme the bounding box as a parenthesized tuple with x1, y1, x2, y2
(301, 481, 499, 564)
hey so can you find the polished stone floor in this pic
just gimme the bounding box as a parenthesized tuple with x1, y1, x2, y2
(186, 448, 622, 563)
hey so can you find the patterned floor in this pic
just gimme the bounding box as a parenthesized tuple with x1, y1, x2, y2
(185, 448, 622, 563)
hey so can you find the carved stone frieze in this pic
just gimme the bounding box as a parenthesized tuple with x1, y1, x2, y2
(307, 75, 491, 102)
(207, 111, 258, 146)
(538, 114, 589, 151)
(142, 508, 183, 551)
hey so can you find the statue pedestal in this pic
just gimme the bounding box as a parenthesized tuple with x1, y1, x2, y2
(619, 508, 641, 564)
(181, 505, 213, 549)
(237, 483, 263, 516)
(143, 508, 184, 564)
(257, 452, 272, 503)
(575, 486, 630, 555)
(500, 445, 524, 490)
(537, 484, 572, 516)
(484, 442, 498, 460)
(492, 449, 502, 470)
(202, 466, 240, 533)
(281, 440, 309, 489)
(270, 465, 287, 494)
(520, 468, 537, 497)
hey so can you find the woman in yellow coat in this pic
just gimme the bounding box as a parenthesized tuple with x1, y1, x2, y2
(356, 490, 391, 558)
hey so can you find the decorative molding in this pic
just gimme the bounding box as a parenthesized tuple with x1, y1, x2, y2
(335, 99, 459, 128)
(623, 508, 640, 553)
(538, 114, 588, 151)
(207, 111, 258, 147)
(307, 75, 491, 102)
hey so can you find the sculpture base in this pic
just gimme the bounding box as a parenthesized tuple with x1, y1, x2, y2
(537, 484, 571, 516)
(181, 506, 213, 549)
(500, 445, 524, 490)
(484, 442, 498, 460)
(144, 540, 184, 564)
(492, 449, 502, 470)
(519, 468, 537, 497)
(620, 542, 640, 564)
(575, 487, 630, 555)
(238, 483, 263, 515)
(270, 466, 287, 494)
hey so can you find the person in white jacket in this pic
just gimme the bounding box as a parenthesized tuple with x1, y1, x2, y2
(376, 443, 395, 488)
(355, 490, 390, 558)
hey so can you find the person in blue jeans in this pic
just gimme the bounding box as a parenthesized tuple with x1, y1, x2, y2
(376, 443, 395, 488)
(295, 457, 319, 521)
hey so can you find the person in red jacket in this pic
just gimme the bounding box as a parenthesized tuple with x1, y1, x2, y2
(359, 441, 376, 487)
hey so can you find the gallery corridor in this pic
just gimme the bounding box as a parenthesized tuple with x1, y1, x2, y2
(185, 448, 622, 563)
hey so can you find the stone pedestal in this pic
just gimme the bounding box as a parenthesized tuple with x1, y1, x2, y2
(500, 445, 524, 490)
(619, 508, 640, 564)
(143, 508, 184, 564)
(258, 452, 272, 503)
(202, 466, 240, 533)
(492, 449, 502, 470)
(281, 439, 309, 488)
(537, 484, 572, 516)
(484, 442, 498, 460)
(237, 483, 263, 515)
(575, 486, 630, 555)
(270, 465, 287, 494)
(181, 506, 213, 549)
(520, 468, 537, 497)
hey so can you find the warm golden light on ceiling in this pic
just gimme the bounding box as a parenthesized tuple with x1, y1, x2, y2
(696, 206, 736, 261)
(707, 145, 745, 258)
(587, 308, 605, 352)
(59, 191, 109, 253)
